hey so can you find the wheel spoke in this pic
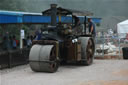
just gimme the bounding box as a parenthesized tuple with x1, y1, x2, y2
(86, 39, 95, 64)
(50, 47, 56, 61)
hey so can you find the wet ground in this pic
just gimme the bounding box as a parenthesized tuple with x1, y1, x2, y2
(0, 60, 128, 85)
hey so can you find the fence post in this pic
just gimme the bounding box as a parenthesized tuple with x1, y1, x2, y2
(119, 38, 121, 58)
(8, 51, 12, 68)
(0, 52, 1, 69)
(95, 37, 97, 56)
(102, 36, 105, 57)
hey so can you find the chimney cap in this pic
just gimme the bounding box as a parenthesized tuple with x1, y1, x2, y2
(51, 4, 57, 8)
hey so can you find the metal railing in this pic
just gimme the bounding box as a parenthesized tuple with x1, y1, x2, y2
(95, 33, 128, 58)
(0, 48, 30, 69)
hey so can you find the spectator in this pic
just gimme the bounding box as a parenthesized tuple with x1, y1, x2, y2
(27, 36, 32, 48)
(30, 35, 34, 41)
(73, 15, 80, 27)
(37, 30, 42, 40)
(88, 18, 96, 37)
(23, 39, 27, 47)
(34, 35, 38, 40)
(8, 36, 13, 49)
(12, 35, 17, 49)
(15, 39, 19, 46)
(2, 36, 8, 50)
(2, 32, 10, 50)
(126, 33, 128, 40)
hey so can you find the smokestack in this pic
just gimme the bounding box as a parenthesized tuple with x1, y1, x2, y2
(51, 4, 57, 26)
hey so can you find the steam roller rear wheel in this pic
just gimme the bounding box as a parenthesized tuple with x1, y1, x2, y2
(29, 45, 59, 73)
(78, 37, 95, 65)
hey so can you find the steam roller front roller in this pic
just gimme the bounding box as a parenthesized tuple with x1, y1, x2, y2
(78, 37, 95, 65)
(29, 45, 59, 73)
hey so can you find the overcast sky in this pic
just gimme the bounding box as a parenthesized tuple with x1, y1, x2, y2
(21, 0, 128, 17)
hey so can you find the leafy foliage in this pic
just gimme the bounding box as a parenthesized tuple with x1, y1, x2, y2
(0, 0, 22, 11)
(0, 0, 30, 41)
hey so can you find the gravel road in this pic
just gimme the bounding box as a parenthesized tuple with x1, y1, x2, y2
(0, 60, 128, 85)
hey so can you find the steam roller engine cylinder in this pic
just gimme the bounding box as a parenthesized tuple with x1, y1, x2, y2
(29, 45, 59, 73)
(78, 37, 95, 65)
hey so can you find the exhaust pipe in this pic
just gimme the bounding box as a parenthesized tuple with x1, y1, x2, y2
(51, 4, 57, 26)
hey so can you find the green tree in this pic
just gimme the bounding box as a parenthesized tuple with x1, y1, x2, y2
(0, 0, 23, 11)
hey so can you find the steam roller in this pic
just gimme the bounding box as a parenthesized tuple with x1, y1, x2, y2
(29, 4, 95, 73)
(29, 37, 95, 72)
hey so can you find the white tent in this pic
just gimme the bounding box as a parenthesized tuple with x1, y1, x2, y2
(117, 20, 128, 38)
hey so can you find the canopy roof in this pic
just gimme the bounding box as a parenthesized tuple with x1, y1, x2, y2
(0, 10, 42, 16)
(42, 7, 93, 16)
(0, 10, 99, 24)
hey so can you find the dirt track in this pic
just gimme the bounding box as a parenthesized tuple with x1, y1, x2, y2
(0, 60, 128, 85)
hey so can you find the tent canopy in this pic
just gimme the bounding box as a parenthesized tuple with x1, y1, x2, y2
(117, 19, 128, 38)
(118, 20, 128, 25)
(117, 20, 128, 33)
